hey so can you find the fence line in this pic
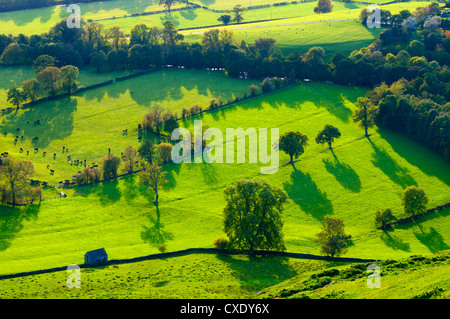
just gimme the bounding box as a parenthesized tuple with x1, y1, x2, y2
(0, 248, 378, 280)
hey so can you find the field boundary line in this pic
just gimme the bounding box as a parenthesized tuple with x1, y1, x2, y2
(0, 248, 379, 280)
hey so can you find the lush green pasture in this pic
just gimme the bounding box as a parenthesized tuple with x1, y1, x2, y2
(0, 250, 447, 299)
(1, 80, 449, 276)
(0, 65, 133, 106)
(184, 20, 380, 57)
(0, 68, 255, 184)
(0, 254, 348, 298)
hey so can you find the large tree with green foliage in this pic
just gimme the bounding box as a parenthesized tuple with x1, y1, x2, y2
(279, 130, 309, 163)
(314, 0, 333, 14)
(0, 157, 36, 205)
(60, 65, 79, 95)
(36, 66, 61, 97)
(138, 139, 156, 165)
(159, 0, 178, 13)
(101, 155, 121, 180)
(139, 164, 168, 205)
(222, 178, 287, 252)
(315, 217, 348, 258)
(315, 124, 341, 150)
(7, 87, 26, 110)
(353, 97, 379, 137)
(401, 186, 428, 218)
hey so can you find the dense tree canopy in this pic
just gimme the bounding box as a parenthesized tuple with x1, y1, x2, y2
(222, 178, 287, 252)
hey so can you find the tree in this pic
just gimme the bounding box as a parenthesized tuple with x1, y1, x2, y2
(157, 143, 173, 164)
(159, 0, 178, 13)
(33, 55, 55, 74)
(279, 131, 309, 163)
(138, 139, 156, 165)
(90, 51, 107, 73)
(401, 186, 428, 218)
(218, 14, 232, 26)
(315, 125, 341, 150)
(0, 43, 24, 65)
(229, 5, 247, 24)
(314, 0, 333, 14)
(60, 65, 79, 95)
(222, 178, 288, 252)
(123, 146, 138, 173)
(22, 78, 42, 102)
(375, 209, 397, 229)
(101, 155, 121, 180)
(353, 97, 378, 137)
(315, 217, 348, 258)
(164, 115, 179, 133)
(0, 157, 35, 205)
(36, 66, 61, 97)
(139, 164, 168, 205)
(7, 87, 26, 110)
(106, 25, 126, 51)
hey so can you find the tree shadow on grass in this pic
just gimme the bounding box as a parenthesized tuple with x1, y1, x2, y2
(377, 129, 450, 187)
(2, 97, 77, 149)
(368, 137, 417, 189)
(97, 179, 122, 206)
(179, 8, 198, 21)
(380, 230, 411, 252)
(283, 162, 333, 220)
(161, 162, 181, 190)
(215, 254, 297, 292)
(323, 150, 361, 193)
(122, 174, 139, 203)
(141, 205, 174, 248)
(0, 204, 40, 252)
(413, 225, 450, 254)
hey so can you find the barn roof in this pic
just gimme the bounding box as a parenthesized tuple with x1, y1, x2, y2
(84, 248, 107, 258)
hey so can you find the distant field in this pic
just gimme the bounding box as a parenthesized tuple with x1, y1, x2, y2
(0, 66, 133, 106)
(0, 68, 254, 184)
(0, 250, 448, 299)
(1, 80, 449, 276)
(0, 1, 433, 36)
(183, 20, 381, 58)
(0, 254, 349, 298)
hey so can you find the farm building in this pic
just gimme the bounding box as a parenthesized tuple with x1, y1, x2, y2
(84, 248, 108, 266)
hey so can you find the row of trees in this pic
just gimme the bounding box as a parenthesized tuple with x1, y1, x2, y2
(7, 55, 80, 108)
(375, 186, 429, 228)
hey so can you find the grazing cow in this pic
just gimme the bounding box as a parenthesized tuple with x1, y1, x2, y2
(51, 170, 55, 174)
(123, 129, 127, 133)
(26, 121, 29, 124)
(47, 165, 50, 169)
(32, 137, 39, 141)
(20, 148, 23, 152)
(16, 128, 20, 131)
(34, 148, 38, 152)
(138, 136, 142, 140)
(27, 151, 29, 155)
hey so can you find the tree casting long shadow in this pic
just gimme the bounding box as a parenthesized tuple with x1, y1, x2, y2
(141, 205, 174, 248)
(368, 137, 417, 189)
(283, 163, 333, 220)
(323, 151, 361, 193)
(380, 230, 411, 252)
(215, 254, 297, 292)
(0, 204, 40, 252)
(413, 225, 450, 254)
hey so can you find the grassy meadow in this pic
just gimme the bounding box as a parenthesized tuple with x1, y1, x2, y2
(1, 79, 449, 276)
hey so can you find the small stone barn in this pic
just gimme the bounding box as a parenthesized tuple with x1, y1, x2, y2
(84, 248, 108, 266)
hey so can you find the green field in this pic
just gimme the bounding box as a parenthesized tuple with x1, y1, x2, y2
(1, 78, 449, 276)
(0, 250, 447, 299)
